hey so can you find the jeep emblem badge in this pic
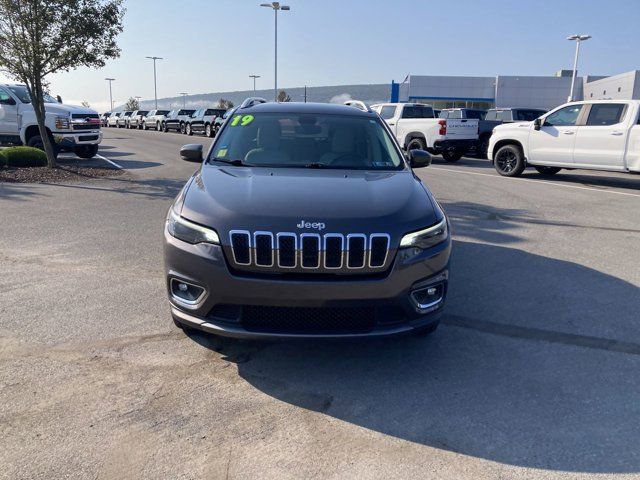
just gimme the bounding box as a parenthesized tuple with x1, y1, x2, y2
(297, 220, 326, 231)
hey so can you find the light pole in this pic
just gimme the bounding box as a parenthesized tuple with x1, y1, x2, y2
(567, 34, 591, 102)
(249, 74, 261, 93)
(179, 92, 188, 108)
(260, 2, 290, 101)
(105, 78, 115, 111)
(145, 56, 163, 109)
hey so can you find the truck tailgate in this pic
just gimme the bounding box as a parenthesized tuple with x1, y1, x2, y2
(445, 119, 478, 140)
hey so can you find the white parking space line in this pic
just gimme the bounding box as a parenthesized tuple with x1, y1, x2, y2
(96, 154, 123, 170)
(428, 166, 640, 199)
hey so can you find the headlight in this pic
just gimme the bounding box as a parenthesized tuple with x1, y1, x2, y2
(166, 208, 220, 245)
(54, 115, 70, 129)
(400, 218, 448, 249)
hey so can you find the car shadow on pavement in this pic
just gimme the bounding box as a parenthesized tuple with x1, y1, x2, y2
(190, 240, 640, 474)
(183, 196, 640, 473)
(523, 170, 640, 192)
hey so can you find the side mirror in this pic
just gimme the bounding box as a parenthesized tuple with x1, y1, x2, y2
(0, 97, 16, 106)
(180, 144, 203, 162)
(533, 118, 542, 130)
(408, 149, 431, 168)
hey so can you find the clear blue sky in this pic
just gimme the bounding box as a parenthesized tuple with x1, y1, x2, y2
(2, 0, 638, 110)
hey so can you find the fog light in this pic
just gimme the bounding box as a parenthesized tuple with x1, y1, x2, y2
(411, 283, 444, 310)
(170, 278, 205, 305)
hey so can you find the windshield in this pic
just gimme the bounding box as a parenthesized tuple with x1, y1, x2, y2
(7, 85, 58, 104)
(515, 109, 546, 121)
(209, 112, 405, 170)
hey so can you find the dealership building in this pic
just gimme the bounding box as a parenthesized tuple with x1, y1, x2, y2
(391, 69, 640, 110)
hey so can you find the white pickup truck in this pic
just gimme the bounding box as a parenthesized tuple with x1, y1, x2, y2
(371, 102, 479, 162)
(488, 100, 640, 176)
(0, 83, 102, 159)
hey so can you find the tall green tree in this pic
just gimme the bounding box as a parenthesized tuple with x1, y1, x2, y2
(0, 0, 124, 167)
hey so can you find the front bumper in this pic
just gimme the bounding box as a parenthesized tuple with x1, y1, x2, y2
(433, 139, 476, 153)
(164, 229, 451, 339)
(53, 131, 102, 147)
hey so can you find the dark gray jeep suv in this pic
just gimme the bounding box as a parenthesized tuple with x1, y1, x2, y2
(164, 99, 451, 339)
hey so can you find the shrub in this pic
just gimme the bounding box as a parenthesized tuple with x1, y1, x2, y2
(0, 146, 48, 167)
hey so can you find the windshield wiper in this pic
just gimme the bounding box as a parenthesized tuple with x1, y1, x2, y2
(304, 162, 325, 168)
(210, 157, 252, 167)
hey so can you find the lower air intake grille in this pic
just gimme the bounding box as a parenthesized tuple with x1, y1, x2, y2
(242, 305, 376, 334)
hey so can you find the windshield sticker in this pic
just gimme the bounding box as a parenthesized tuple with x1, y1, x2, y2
(230, 114, 255, 126)
(217, 148, 228, 157)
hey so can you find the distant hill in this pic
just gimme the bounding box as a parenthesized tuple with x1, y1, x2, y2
(131, 83, 390, 110)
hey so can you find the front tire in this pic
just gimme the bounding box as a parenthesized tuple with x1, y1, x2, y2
(74, 144, 99, 159)
(27, 135, 60, 159)
(186, 123, 193, 136)
(180, 122, 186, 134)
(162, 122, 168, 133)
(205, 124, 213, 138)
(534, 166, 562, 175)
(407, 137, 426, 151)
(494, 144, 525, 177)
(442, 150, 463, 162)
(156, 121, 161, 132)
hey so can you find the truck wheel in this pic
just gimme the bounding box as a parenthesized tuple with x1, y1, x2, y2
(477, 136, 490, 159)
(442, 150, 463, 162)
(27, 135, 60, 158)
(205, 124, 213, 137)
(186, 123, 193, 136)
(534, 166, 561, 175)
(494, 144, 525, 177)
(74, 144, 99, 159)
(407, 137, 426, 151)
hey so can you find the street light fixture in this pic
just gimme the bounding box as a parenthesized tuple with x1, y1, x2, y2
(179, 92, 188, 108)
(260, 2, 290, 101)
(249, 74, 261, 93)
(105, 78, 115, 111)
(145, 56, 163, 109)
(566, 34, 591, 102)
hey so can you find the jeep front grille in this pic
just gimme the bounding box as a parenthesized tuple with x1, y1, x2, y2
(228, 231, 391, 272)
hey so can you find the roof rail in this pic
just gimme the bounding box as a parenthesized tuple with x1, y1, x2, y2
(240, 97, 267, 109)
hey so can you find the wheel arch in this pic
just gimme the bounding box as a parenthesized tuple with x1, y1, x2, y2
(491, 139, 525, 163)
(403, 131, 427, 150)
(24, 124, 51, 143)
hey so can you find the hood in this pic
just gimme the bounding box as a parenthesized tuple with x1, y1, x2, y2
(494, 121, 533, 133)
(180, 166, 439, 244)
(44, 102, 98, 116)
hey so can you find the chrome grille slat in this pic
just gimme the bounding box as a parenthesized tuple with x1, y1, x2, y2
(346, 234, 367, 269)
(300, 233, 321, 269)
(276, 232, 297, 268)
(229, 231, 390, 271)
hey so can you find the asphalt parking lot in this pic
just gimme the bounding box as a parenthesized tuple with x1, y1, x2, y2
(1, 128, 639, 479)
